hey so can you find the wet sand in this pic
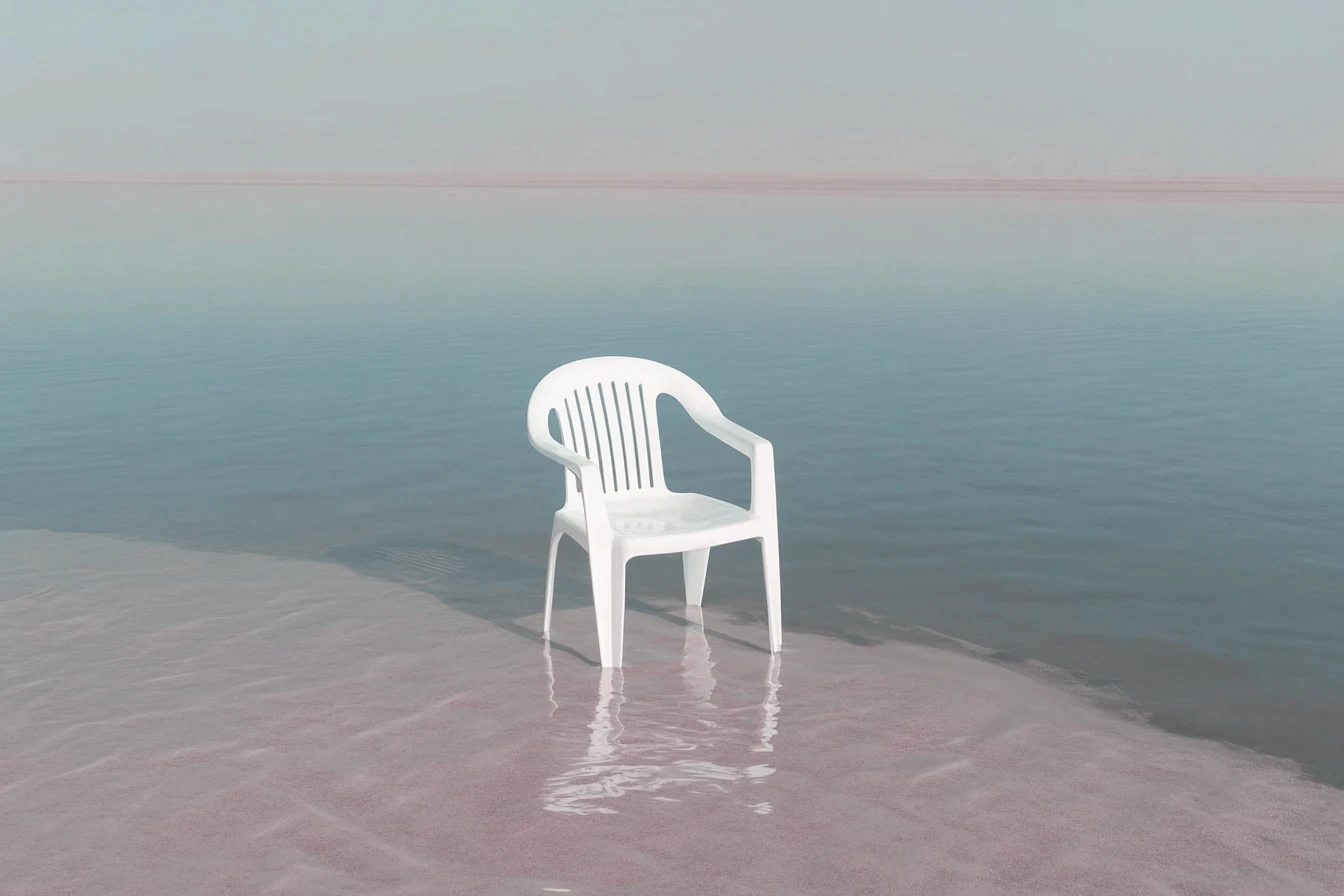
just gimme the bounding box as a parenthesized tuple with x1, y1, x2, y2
(2, 530, 1341, 895)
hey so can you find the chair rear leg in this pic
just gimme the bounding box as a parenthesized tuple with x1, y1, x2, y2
(683, 547, 710, 607)
(760, 534, 783, 653)
(542, 529, 563, 636)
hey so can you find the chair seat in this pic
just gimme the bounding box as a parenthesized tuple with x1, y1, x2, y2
(557, 491, 761, 551)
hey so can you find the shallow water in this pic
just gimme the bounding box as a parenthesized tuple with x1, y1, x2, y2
(2, 188, 1342, 785)
(3, 531, 1342, 895)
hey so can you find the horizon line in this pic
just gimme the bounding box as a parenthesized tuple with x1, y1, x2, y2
(3, 173, 1344, 202)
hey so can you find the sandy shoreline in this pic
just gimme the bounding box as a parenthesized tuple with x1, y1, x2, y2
(2, 529, 1341, 895)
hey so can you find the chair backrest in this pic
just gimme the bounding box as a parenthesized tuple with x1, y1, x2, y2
(527, 357, 722, 501)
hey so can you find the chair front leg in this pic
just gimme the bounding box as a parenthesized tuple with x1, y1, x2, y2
(609, 552, 628, 669)
(589, 543, 628, 668)
(760, 532, 782, 653)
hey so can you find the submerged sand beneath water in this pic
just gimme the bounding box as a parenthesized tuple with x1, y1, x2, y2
(2, 530, 1341, 895)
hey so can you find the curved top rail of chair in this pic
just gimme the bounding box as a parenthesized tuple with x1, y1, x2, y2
(527, 356, 721, 442)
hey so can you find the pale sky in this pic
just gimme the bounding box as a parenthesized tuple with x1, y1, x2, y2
(3, 0, 1343, 175)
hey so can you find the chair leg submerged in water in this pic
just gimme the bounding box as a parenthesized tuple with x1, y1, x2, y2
(543, 535, 783, 667)
(530, 357, 782, 667)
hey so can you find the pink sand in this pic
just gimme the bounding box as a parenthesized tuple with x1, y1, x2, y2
(2, 530, 1341, 895)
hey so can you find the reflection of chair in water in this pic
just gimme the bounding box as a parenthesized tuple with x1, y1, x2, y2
(682, 607, 715, 709)
(753, 653, 781, 754)
(543, 619, 782, 816)
(543, 640, 560, 717)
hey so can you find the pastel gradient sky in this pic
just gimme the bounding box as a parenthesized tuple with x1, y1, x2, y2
(3, 0, 1343, 175)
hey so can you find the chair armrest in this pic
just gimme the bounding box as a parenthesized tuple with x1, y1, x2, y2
(528, 435, 612, 536)
(530, 436, 600, 480)
(689, 412, 777, 519)
(691, 412, 772, 458)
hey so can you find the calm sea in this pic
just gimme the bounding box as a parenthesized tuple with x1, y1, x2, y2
(3, 187, 1342, 784)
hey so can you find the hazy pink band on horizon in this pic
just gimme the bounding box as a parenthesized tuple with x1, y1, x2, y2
(3, 173, 1344, 202)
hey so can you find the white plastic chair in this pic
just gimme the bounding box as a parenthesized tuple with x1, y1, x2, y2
(527, 356, 781, 668)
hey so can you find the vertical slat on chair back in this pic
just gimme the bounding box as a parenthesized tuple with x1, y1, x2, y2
(532, 357, 723, 501)
(552, 378, 665, 496)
